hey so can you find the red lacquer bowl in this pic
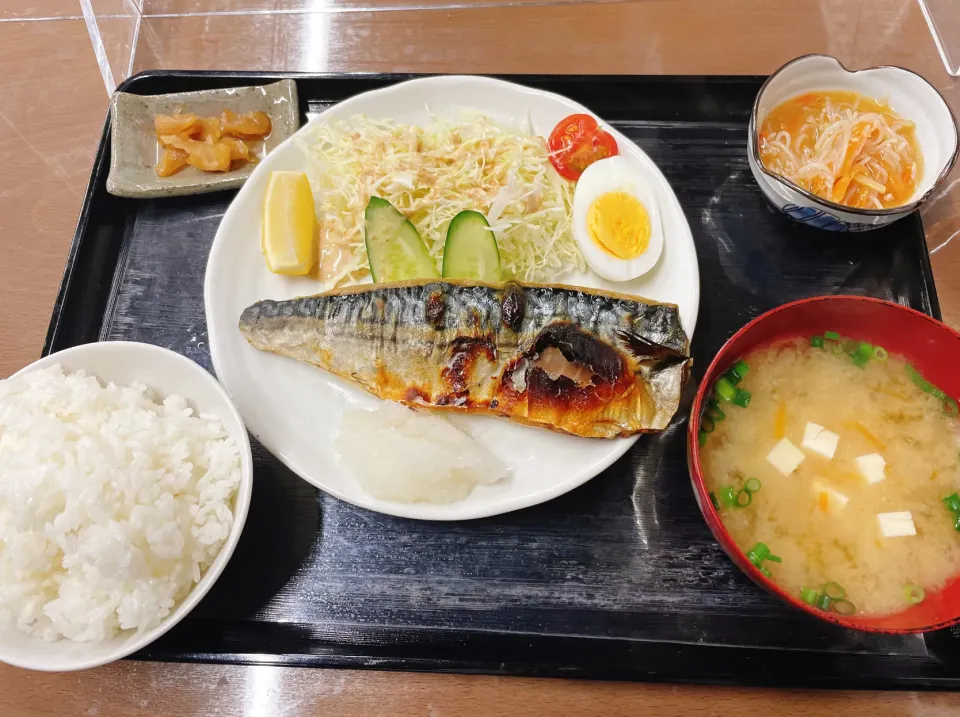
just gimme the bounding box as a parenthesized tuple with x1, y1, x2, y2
(688, 295, 960, 633)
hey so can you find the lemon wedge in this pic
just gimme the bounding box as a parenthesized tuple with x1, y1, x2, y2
(262, 171, 317, 275)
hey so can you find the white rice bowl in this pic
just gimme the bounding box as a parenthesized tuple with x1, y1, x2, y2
(0, 364, 241, 643)
(0, 342, 252, 671)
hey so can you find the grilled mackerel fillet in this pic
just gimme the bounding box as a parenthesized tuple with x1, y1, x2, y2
(239, 280, 691, 438)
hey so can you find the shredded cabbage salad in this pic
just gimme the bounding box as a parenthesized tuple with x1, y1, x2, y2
(297, 112, 583, 287)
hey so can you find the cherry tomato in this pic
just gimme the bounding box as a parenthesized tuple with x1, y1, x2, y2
(547, 114, 619, 181)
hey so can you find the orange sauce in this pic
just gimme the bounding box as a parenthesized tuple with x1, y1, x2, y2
(758, 91, 922, 209)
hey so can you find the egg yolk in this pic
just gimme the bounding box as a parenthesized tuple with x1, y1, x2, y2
(586, 191, 650, 259)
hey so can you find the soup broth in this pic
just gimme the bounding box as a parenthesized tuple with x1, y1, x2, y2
(701, 337, 960, 616)
(758, 90, 923, 210)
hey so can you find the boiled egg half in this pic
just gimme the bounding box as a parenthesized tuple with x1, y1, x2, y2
(572, 156, 663, 282)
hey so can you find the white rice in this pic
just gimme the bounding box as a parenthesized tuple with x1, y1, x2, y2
(0, 364, 241, 642)
(335, 403, 507, 504)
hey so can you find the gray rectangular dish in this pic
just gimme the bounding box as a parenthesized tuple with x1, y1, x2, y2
(106, 78, 299, 198)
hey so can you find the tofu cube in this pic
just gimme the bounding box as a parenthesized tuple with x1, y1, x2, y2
(802, 422, 840, 460)
(856, 453, 886, 484)
(878, 511, 916, 537)
(766, 438, 806, 476)
(813, 480, 849, 513)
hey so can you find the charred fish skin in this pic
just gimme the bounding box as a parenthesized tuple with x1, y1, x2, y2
(239, 280, 691, 439)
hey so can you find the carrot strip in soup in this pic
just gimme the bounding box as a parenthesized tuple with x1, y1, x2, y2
(838, 132, 868, 178)
(774, 401, 787, 439)
(831, 176, 853, 204)
(843, 421, 886, 451)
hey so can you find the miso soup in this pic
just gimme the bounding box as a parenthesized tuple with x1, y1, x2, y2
(700, 334, 960, 616)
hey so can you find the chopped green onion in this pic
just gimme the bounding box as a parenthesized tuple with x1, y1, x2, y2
(932, 387, 947, 401)
(810, 336, 825, 349)
(744, 477, 761, 493)
(715, 377, 737, 402)
(905, 584, 925, 605)
(853, 342, 873, 361)
(719, 486, 738, 507)
(824, 331, 840, 341)
(705, 399, 725, 422)
(701, 416, 715, 433)
(817, 593, 832, 611)
(941, 492, 960, 532)
(831, 342, 845, 355)
(698, 430, 708, 447)
(747, 542, 781, 575)
(709, 491, 720, 510)
(842, 338, 859, 356)
(822, 581, 846, 599)
(873, 346, 888, 361)
(732, 389, 751, 408)
(724, 369, 742, 386)
(717, 483, 758, 509)
(709, 405, 726, 421)
(800, 587, 819, 605)
(747, 542, 770, 564)
(852, 354, 870, 368)
(942, 492, 960, 514)
(945, 398, 959, 417)
(908, 364, 924, 383)
(831, 599, 857, 616)
(732, 359, 749, 379)
(906, 364, 932, 392)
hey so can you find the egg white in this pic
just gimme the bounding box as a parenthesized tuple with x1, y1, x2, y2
(572, 156, 664, 282)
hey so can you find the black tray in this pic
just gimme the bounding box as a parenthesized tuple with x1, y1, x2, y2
(46, 71, 960, 690)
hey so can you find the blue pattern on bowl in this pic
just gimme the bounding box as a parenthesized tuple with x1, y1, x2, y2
(781, 204, 874, 233)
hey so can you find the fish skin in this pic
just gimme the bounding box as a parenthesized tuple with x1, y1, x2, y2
(238, 279, 691, 439)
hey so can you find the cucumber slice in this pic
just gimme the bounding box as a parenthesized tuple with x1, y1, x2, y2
(441, 210, 502, 282)
(364, 196, 438, 283)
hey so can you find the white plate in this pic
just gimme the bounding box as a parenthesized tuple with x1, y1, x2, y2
(205, 75, 699, 521)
